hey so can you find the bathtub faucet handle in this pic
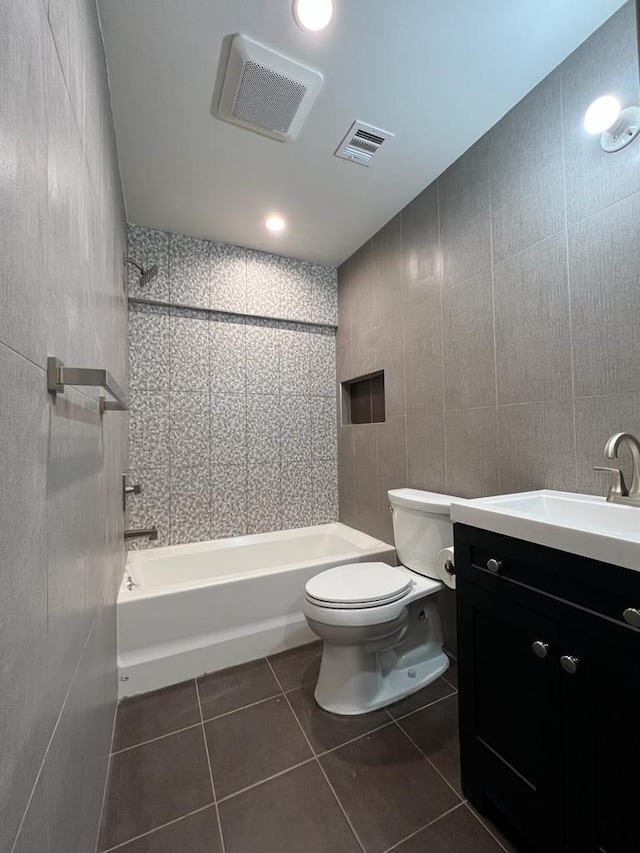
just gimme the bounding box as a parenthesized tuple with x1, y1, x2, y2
(122, 474, 143, 510)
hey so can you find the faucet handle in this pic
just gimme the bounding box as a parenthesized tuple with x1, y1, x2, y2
(594, 466, 628, 500)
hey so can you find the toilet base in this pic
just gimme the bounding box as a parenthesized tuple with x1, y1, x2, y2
(314, 645, 450, 716)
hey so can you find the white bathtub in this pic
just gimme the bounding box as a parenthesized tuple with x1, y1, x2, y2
(117, 523, 396, 698)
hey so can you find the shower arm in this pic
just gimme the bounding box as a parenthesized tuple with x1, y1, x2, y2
(124, 258, 146, 276)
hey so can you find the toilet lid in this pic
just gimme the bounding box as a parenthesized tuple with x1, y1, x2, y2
(305, 563, 412, 609)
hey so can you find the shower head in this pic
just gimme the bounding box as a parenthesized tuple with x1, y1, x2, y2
(124, 257, 158, 286)
(139, 264, 158, 286)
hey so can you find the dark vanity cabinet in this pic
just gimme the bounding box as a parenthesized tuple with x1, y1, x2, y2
(454, 523, 640, 853)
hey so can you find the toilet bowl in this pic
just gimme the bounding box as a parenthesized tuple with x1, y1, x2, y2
(303, 489, 454, 715)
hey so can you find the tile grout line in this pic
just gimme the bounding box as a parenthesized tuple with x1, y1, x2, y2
(9, 611, 96, 853)
(385, 687, 458, 725)
(208, 315, 215, 537)
(399, 210, 411, 494)
(195, 679, 227, 853)
(93, 687, 121, 853)
(379, 801, 467, 853)
(441, 672, 458, 691)
(559, 77, 579, 493)
(445, 396, 580, 412)
(168, 285, 174, 546)
(216, 756, 318, 804)
(466, 804, 514, 853)
(208, 681, 457, 778)
(564, 179, 640, 231)
(110, 720, 205, 755)
(391, 717, 464, 804)
(314, 719, 396, 760)
(201, 686, 284, 722)
(265, 658, 368, 853)
(487, 189, 502, 492)
(437, 180, 449, 492)
(100, 803, 217, 853)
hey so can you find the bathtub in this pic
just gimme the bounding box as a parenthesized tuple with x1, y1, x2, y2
(117, 523, 396, 698)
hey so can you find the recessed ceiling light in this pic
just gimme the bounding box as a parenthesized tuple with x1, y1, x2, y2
(293, 0, 334, 32)
(583, 95, 621, 134)
(266, 215, 286, 232)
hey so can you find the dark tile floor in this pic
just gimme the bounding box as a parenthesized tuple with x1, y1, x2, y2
(98, 644, 518, 853)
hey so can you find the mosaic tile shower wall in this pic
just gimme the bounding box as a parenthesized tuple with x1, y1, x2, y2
(127, 226, 339, 546)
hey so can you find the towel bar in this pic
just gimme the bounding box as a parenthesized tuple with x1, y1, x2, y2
(47, 357, 129, 414)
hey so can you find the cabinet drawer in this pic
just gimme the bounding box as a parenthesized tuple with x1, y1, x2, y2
(455, 523, 640, 633)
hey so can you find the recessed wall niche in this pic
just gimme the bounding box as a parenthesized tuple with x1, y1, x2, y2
(341, 372, 385, 425)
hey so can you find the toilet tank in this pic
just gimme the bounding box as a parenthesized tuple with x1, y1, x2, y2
(388, 489, 453, 579)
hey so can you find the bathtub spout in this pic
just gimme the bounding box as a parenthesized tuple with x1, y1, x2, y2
(124, 527, 158, 542)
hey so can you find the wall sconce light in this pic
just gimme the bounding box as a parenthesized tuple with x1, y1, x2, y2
(583, 95, 640, 152)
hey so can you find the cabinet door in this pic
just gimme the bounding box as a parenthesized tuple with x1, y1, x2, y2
(458, 580, 563, 852)
(561, 624, 640, 853)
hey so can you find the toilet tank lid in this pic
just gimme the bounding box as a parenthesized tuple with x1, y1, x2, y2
(388, 488, 453, 514)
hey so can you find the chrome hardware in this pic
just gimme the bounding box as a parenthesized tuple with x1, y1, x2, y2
(126, 574, 137, 591)
(388, 505, 394, 513)
(532, 640, 550, 659)
(560, 655, 580, 675)
(623, 608, 640, 628)
(47, 357, 129, 413)
(124, 527, 158, 542)
(487, 558, 502, 574)
(601, 432, 640, 506)
(124, 256, 158, 287)
(122, 474, 142, 510)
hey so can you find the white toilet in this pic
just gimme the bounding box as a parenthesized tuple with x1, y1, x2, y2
(303, 488, 454, 715)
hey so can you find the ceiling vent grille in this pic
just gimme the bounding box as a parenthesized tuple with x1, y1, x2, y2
(216, 34, 324, 142)
(334, 121, 395, 166)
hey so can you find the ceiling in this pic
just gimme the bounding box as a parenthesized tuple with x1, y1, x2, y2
(98, 0, 627, 266)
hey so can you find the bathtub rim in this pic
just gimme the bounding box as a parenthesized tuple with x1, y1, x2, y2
(121, 522, 396, 601)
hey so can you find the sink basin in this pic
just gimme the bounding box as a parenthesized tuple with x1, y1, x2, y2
(450, 490, 640, 571)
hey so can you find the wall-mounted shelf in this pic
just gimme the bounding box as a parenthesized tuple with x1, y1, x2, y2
(47, 357, 129, 414)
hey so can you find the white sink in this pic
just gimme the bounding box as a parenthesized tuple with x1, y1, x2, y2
(450, 490, 640, 571)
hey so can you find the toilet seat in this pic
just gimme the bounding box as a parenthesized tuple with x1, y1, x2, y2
(305, 562, 413, 609)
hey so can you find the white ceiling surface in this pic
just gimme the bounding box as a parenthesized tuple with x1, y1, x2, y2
(98, 0, 627, 266)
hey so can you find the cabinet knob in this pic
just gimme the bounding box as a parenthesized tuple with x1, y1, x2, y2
(560, 655, 580, 675)
(623, 608, 640, 628)
(532, 640, 550, 659)
(486, 558, 502, 574)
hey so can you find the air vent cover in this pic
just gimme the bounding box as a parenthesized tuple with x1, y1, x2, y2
(217, 34, 324, 142)
(334, 121, 395, 166)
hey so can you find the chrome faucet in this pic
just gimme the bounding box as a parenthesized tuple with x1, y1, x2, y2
(124, 527, 158, 542)
(594, 432, 640, 506)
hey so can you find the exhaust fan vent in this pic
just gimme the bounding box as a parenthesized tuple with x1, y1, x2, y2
(217, 34, 324, 142)
(334, 121, 395, 166)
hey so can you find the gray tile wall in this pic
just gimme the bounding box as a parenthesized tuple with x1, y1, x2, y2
(127, 228, 339, 546)
(1, 1, 128, 851)
(337, 2, 640, 650)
